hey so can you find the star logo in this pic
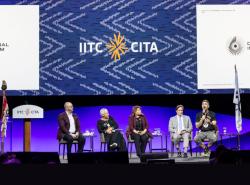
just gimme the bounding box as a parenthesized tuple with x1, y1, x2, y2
(106, 32, 128, 61)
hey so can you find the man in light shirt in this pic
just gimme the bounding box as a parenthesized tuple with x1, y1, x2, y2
(169, 105, 193, 158)
(57, 102, 85, 155)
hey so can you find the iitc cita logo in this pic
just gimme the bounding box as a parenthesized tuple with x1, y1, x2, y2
(79, 32, 158, 61)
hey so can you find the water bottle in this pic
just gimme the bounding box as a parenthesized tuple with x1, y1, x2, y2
(223, 127, 227, 135)
(90, 129, 95, 136)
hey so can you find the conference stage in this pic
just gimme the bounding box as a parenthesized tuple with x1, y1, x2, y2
(0, 0, 250, 166)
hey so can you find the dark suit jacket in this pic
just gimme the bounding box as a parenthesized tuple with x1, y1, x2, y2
(57, 112, 81, 140)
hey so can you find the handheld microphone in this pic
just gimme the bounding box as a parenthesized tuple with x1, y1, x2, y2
(202, 109, 207, 122)
(202, 109, 207, 116)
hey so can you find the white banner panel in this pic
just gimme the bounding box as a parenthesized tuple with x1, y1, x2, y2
(0, 5, 39, 90)
(197, 5, 250, 89)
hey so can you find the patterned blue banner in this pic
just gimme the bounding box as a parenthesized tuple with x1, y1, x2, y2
(1, 0, 249, 95)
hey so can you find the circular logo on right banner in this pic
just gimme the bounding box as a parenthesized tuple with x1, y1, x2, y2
(228, 36, 243, 55)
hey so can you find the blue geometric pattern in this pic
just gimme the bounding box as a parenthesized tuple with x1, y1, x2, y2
(1, 0, 250, 95)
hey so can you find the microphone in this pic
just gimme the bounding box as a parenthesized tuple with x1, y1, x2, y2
(202, 109, 207, 121)
(202, 109, 207, 115)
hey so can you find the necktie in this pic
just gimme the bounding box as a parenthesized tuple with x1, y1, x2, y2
(178, 116, 182, 132)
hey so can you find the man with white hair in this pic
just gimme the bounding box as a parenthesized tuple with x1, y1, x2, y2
(97, 108, 126, 151)
(57, 102, 85, 155)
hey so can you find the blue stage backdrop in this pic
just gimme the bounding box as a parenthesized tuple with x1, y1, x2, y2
(3, 106, 250, 152)
(0, 0, 249, 95)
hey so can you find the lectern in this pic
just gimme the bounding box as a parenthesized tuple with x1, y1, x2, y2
(12, 105, 43, 152)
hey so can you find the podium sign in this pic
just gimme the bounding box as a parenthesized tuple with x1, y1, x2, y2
(12, 105, 43, 152)
(13, 105, 43, 119)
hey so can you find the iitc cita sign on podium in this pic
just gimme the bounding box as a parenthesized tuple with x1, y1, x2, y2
(12, 105, 43, 152)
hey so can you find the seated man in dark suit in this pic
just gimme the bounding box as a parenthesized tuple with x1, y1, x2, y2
(57, 102, 85, 155)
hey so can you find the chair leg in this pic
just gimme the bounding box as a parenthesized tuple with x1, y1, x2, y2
(148, 140, 152, 153)
(165, 135, 168, 153)
(129, 143, 133, 158)
(171, 142, 174, 157)
(104, 143, 106, 152)
(63, 144, 65, 159)
(59, 143, 61, 156)
(100, 142, 103, 152)
(196, 143, 198, 157)
(199, 143, 202, 156)
(189, 141, 193, 157)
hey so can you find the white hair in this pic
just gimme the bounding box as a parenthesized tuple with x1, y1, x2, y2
(100, 108, 109, 116)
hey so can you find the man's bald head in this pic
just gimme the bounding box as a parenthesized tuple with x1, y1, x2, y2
(64, 102, 73, 113)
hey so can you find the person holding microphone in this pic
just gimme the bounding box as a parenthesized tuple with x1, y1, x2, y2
(194, 100, 218, 157)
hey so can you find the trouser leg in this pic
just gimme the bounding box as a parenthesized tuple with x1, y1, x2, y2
(182, 133, 190, 153)
(172, 133, 182, 151)
(140, 134, 148, 154)
(194, 132, 206, 149)
(206, 131, 217, 148)
(76, 134, 85, 153)
(133, 133, 142, 156)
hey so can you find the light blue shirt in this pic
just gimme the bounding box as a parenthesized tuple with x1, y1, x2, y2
(177, 115, 184, 132)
